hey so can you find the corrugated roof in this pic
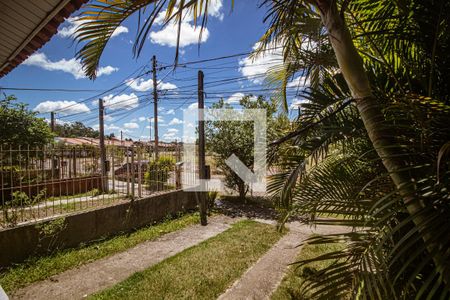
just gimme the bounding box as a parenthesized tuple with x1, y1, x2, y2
(0, 0, 88, 77)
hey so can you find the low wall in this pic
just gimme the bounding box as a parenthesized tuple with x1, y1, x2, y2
(0, 175, 103, 202)
(0, 190, 199, 268)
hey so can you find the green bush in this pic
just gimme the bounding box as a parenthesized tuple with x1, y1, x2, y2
(144, 156, 176, 191)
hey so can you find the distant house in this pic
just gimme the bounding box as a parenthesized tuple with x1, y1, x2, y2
(55, 137, 134, 148)
(54, 137, 181, 151)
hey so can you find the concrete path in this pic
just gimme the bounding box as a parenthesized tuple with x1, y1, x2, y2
(11, 215, 239, 300)
(218, 221, 349, 300)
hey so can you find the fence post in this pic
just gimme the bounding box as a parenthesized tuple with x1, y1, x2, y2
(131, 146, 135, 199)
(99, 98, 108, 193)
(126, 148, 130, 197)
(111, 147, 115, 193)
(137, 147, 142, 198)
(197, 70, 207, 226)
(72, 148, 77, 178)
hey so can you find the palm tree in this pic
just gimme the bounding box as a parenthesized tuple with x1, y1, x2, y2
(75, 0, 450, 297)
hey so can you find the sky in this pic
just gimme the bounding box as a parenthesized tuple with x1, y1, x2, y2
(0, 0, 305, 142)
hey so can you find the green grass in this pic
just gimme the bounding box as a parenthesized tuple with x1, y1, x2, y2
(271, 238, 346, 300)
(0, 213, 200, 293)
(90, 220, 285, 300)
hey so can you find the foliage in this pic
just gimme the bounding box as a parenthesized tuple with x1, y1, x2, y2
(54, 121, 99, 138)
(206, 190, 219, 210)
(144, 156, 176, 190)
(205, 95, 279, 200)
(259, 0, 450, 298)
(2, 189, 47, 227)
(0, 95, 53, 148)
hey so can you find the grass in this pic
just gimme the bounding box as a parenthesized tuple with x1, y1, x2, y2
(271, 237, 346, 300)
(90, 220, 285, 300)
(45, 189, 103, 203)
(0, 213, 200, 293)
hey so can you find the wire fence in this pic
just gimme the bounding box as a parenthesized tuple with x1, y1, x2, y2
(0, 144, 195, 228)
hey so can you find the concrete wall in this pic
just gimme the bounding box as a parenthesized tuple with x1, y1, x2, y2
(0, 190, 198, 268)
(1, 175, 103, 202)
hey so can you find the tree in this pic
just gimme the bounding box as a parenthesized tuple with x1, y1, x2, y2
(262, 0, 450, 297)
(0, 95, 54, 148)
(205, 95, 280, 200)
(54, 121, 100, 138)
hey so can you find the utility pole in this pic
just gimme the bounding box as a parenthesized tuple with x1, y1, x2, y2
(152, 55, 159, 160)
(99, 99, 108, 192)
(198, 70, 207, 226)
(50, 112, 55, 132)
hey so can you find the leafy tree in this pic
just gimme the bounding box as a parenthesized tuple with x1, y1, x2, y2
(205, 95, 279, 200)
(54, 121, 99, 138)
(0, 95, 53, 148)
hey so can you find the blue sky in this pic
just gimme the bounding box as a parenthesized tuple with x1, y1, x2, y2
(0, 1, 304, 142)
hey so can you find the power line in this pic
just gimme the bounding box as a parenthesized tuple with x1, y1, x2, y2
(159, 46, 283, 69)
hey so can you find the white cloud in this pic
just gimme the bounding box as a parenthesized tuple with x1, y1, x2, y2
(104, 115, 115, 121)
(58, 17, 128, 39)
(165, 109, 175, 115)
(106, 124, 122, 131)
(290, 97, 308, 109)
(149, 116, 165, 123)
(138, 116, 148, 122)
(186, 102, 198, 110)
(124, 122, 139, 129)
(155, 0, 223, 25)
(169, 117, 183, 125)
(111, 26, 129, 38)
(34, 100, 90, 115)
(287, 75, 310, 88)
(150, 22, 209, 47)
(162, 132, 178, 140)
(45, 118, 72, 125)
(92, 123, 128, 133)
(99, 93, 139, 110)
(23, 53, 118, 79)
(162, 128, 179, 140)
(225, 92, 245, 104)
(150, 0, 224, 48)
(239, 42, 283, 84)
(125, 78, 177, 92)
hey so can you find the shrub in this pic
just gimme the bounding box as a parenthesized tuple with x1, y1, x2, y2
(144, 156, 176, 191)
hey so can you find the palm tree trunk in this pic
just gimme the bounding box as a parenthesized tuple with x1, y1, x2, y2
(315, 0, 449, 284)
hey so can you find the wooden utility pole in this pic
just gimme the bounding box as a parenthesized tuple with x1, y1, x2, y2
(99, 99, 108, 192)
(198, 70, 207, 226)
(50, 112, 55, 132)
(152, 55, 159, 160)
